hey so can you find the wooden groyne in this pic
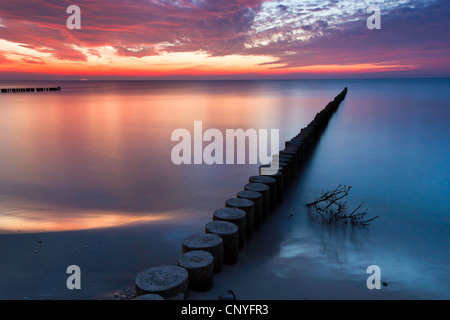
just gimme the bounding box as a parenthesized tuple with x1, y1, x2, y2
(133, 87, 348, 300)
(0, 87, 61, 93)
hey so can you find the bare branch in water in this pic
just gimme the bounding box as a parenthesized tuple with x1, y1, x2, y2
(307, 185, 378, 226)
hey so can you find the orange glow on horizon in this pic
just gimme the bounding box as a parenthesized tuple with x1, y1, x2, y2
(0, 39, 416, 78)
(0, 207, 180, 233)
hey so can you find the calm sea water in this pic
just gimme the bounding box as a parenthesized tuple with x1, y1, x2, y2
(0, 79, 448, 299)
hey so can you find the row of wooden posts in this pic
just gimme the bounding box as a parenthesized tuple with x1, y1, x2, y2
(133, 88, 348, 300)
(0, 87, 61, 93)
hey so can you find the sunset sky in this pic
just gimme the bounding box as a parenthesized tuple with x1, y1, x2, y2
(0, 0, 449, 79)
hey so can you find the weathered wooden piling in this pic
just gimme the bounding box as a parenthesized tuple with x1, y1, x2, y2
(286, 140, 306, 164)
(276, 154, 295, 178)
(244, 182, 270, 218)
(279, 150, 298, 171)
(260, 171, 283, 203)
(135, 265, 189, 299)
(205, 221, 239, 265)
(225, 198, 255, 238)
(249, 175, 278, 208)
(237, 190, 263, 227)
(213, 207, 247, 249)
(182, 234, 224, 274)
(261, 162, 289, 188)
(177, 250, 214, 292)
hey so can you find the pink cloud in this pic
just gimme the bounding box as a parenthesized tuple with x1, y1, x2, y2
(0, 0, 448, 77)
(22, 57, 46, 64)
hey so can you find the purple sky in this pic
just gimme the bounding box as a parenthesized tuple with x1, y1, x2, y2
(0, 0, 449, 79)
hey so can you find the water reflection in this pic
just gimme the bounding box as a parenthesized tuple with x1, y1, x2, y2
(315, 224, 368, 265)
(0, 80, 332, 234)
(304, 205, 370, 264)
(0, 196, 179, 233)
(270, 78, 449, 298)
(274, 219, 370, 280)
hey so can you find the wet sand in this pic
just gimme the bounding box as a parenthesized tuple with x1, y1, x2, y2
(0, 218, 201, 300)
(0, 197, 437, 300)
(1, 171, 442, 301)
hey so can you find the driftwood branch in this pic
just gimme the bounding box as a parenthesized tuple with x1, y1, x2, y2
(307, 185, 378, 226)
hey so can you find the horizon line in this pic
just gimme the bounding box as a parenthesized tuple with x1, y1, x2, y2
(1, 76, 449, 82)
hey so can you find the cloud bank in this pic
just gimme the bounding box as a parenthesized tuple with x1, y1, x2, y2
(0, 0, 448, 78)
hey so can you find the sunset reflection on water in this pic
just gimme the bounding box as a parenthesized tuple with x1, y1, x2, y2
(0, 198, 178, 233)
(0, 80, 327, 234)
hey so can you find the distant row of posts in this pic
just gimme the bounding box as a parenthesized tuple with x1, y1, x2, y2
(0, 87, 61, 93)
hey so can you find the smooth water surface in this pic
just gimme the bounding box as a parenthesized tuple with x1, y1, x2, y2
(0, 79, 448, 299)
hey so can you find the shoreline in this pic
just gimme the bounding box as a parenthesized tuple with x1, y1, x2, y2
(1, 181, 445, 300)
